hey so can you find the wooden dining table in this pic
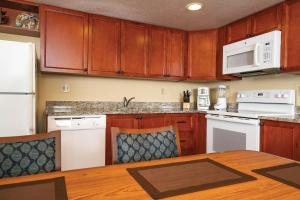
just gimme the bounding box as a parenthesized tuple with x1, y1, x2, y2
(0, 150, 299, 200)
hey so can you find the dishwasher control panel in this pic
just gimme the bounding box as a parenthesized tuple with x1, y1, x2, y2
(47, 115, 106, 131)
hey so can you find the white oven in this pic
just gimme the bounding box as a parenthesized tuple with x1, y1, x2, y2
(206, 114, 260, 153)
(223, 31, 281, 76)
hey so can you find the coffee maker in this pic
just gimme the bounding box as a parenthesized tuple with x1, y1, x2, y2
(197, 87, 210, 110)
(214, 85, 227, 110)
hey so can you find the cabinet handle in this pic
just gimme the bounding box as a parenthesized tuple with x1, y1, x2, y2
(84, 68, 88, 72)
(180, 139, 186, 143)
(177, 121, 187, 124)
(135, 116, 143, 120)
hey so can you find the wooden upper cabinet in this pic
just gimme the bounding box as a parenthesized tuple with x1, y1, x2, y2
(121, 21, 148, 77)
(252, 3, 283, 36)
(226, 17, 252, 44)
(187, 30, 217, 80)
(40, 5, 89, 74)
(282, 0, 300, 71)
(166, 30, 185, 78)
(148, 26, 168, 77)
(88, 15, 121, 76)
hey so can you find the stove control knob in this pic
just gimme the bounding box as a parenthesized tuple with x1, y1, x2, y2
(237, 94, 241, 98)
(282, 94, 289, 98)
(275, 94, 283, 98)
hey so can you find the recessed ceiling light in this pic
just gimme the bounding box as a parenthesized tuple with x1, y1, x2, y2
(186, 2, 203, 11)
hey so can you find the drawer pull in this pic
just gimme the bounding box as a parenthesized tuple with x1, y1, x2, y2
(177, 121, 187, 124)
(180, 139, 186, 143)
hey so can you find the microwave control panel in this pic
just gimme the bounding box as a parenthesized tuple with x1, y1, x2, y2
(263, 41, 272, 63)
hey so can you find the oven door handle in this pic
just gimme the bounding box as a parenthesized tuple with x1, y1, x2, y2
(205, 115, 259, 125)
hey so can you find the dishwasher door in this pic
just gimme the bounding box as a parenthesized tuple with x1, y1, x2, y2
(61, 128, 105, 171)
(47, 115, 106, 171)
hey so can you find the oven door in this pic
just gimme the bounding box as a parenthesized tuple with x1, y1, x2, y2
(206, 115, 260, 153)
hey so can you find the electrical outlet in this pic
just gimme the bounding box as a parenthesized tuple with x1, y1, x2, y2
(161, 88, 165, 95)
(62, 84, 70, 93)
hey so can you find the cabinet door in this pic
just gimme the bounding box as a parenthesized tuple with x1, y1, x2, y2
(260, 121, 295, 159)
(40, 5, 88, 74)
(106, 115, 139, 165)
(166, 30, 185, 78)
(148, 27, 168, 78)
(282, 0, 300, 71)
(226, 17, 252, 44)
(165, 114, 198, 155)
(188, 30, 217, 80)
(88, 15, 121, 76)
(294, 130, 300, 161)
(252, 3, 283, 36)
(140, 114, 166, 129)
(121, 21, 148, 77)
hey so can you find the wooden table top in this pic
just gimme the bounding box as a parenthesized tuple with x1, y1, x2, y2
(0, 150, 299, 200)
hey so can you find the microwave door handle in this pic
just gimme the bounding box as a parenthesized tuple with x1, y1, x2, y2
(254, 44, 261, 66)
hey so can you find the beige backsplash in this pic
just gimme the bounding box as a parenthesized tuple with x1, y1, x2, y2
(1, 32, 300, 133)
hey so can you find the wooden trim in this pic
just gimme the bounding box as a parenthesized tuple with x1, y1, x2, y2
(111, 125, 181, 164)
(0, 131, 61, 171)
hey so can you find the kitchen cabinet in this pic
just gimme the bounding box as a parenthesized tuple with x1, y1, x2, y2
(281, 0, 300, 72)
(148, 26, 168, 78)
(226, 17, 252, 44)
(106, 113, 206, 164)
(88, 15, 121, 76)
(105, 114, 139, 165)
(148, 27, 185, 80)
(187, 30, 217, 80)
(121, 21, 148, 77)
(40, 5, 89, 74)
(140, 114, 166, 128)
(252, 3, 283, 36)
(166, 30, 186, 78)
(226, 3, 283, 44)
(260, 120, 300, 161)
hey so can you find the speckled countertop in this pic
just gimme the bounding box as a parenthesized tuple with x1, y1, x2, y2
(46, 101, 207, 116)
(259, 114, 300, 124)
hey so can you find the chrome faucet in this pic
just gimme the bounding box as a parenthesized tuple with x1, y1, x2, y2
(123, 97, 135, 107)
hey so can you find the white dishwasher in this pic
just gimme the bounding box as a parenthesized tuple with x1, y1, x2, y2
(47, 115, 106, 171)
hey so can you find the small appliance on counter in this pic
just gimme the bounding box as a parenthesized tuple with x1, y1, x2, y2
(214, 85, 227, 110)
(197, 87, 210, 110)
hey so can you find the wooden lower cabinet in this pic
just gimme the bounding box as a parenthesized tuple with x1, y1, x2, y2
(260, 120, 300, 161)
(105, 113, 206, 165)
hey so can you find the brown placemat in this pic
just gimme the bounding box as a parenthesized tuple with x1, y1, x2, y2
(127, 158, 256, 199)
(0, 177, 68, 200)
(253, 163, 300, 189)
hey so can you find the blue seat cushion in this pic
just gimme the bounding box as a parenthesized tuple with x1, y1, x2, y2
(117, 130, 178, 163)
(0, 138, 56, 178)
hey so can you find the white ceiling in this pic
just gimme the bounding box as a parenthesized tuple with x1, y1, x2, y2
(30, 0, 284, 31)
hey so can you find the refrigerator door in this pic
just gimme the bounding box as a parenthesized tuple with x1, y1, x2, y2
(0, 40, 35, 93)
(0, 94, 35, 137)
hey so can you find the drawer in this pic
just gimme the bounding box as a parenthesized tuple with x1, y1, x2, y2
(167, 115, 193, 131)
(179, 137, 194, 155)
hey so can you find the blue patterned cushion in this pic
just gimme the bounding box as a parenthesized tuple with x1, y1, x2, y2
(0, 138, 56, 178)
(117, 130, 178, 163)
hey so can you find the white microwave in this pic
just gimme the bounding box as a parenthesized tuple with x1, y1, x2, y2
(223, 31, 281, 76)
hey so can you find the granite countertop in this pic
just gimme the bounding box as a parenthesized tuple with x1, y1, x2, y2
(259, 114, 300, 124)
(46, 101, 207, 116)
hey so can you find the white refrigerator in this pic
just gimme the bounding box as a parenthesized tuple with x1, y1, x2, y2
(0, 40, 36, 137)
